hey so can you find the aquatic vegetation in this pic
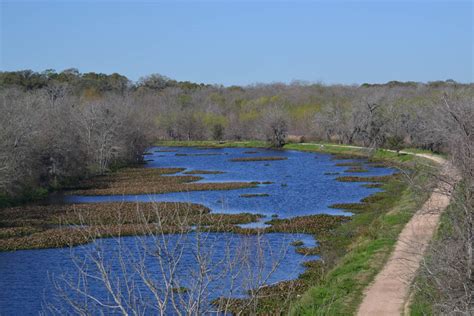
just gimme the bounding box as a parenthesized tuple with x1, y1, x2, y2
(230, 156, 288, 162)
(265, 214, 349, 235)
(334, 162, 363, 167)
(345, 167, 369, 173)
(336, 174, 397, 183)
(290, 240, 304, 247)
(172, 287, 189, 293)
(324, 172, 340, 175)
(0, 202, 263, 250)
(295, 246, 320, 256)
(68, 167, 257, 196)
(367, 162, 387, 168)
(239, 193, 270, 198)
(243, 151, 258, 154)
(360, 194, 385, 203)
(183, 170, 225, 174)
(329, 203, 367, 211)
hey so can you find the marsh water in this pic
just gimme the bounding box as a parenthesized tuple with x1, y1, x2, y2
(0, 147, 395, 314)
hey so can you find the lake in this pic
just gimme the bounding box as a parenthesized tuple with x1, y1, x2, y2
(0, 146, 395, 314)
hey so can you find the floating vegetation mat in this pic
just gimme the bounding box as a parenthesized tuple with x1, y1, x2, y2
(344, 167, 369, 173)
(239, 193, 270, 198)
(230, 156, 288, 162)
(334, 162, 363, 167)
(336, 174, 397, 183)
(68, 167, 257, 196)
(183, 170, 226, 175)
(0, 202, 263, 250)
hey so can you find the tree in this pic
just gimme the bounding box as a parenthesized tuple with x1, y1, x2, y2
(264, 107, 288, 148)
(212, 123, 225, 141)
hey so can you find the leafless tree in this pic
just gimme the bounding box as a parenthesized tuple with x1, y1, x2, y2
(44, 204, 302, 315)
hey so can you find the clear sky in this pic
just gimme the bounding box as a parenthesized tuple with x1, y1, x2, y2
(1, 1, 472, 86)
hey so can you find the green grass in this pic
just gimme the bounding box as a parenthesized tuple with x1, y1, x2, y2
(0, 187, 49, 208)
(139, 140, 443, 314)
(157, 140, 439, 167)
(2, 139, 444, 314)
(290, 170, 432, 315)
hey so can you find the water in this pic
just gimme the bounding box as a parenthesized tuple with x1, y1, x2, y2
(0, 147, 395, 314)
(0, 233, 316, 315)
(66, 146, 394, 219)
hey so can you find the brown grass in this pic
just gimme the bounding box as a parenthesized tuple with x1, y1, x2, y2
(0, 202, 262, 250)
(68, 167, 256, 196)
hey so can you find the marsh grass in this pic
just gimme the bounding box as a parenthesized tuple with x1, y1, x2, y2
(336, 174, 397, 182)
(149, 141, 439, 314)
(290, 168, 433, 315)
(239, 193, 270, 198)
(0, 202, 263, 250)
(68, 167, 257, 196)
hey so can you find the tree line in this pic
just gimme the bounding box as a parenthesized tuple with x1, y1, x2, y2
(1, 70, 472, 200)
(1, 69, 472, 312)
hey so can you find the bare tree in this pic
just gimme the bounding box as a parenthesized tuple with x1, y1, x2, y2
(44, 204, 301, 315)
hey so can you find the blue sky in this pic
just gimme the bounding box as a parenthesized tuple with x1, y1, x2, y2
(1, 1, 472, 85)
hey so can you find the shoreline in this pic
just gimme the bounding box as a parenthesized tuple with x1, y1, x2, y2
(0, 140, 442, 314)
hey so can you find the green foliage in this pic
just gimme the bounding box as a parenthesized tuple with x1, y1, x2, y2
(212, 123, 225, 140)
(291, 165, 432, 315)
(385, 135, 405, 152)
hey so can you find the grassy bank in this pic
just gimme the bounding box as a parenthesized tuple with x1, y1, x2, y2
(154, 140, 440, 314)
(290, 168, 433, 315)
(156, 140, 442, 167)
(3, 139, 441, 315)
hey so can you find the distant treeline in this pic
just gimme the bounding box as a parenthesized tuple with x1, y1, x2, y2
(0, 69, 472, 202)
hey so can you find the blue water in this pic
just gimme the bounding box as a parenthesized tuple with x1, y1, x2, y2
(0, 147, 395, 315)
(0, 233, 316, 315)
(66, 146, 394, 219)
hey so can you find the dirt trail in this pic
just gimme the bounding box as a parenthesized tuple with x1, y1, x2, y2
(357, 154, 456, 316)
(301, 143, 456, 315)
